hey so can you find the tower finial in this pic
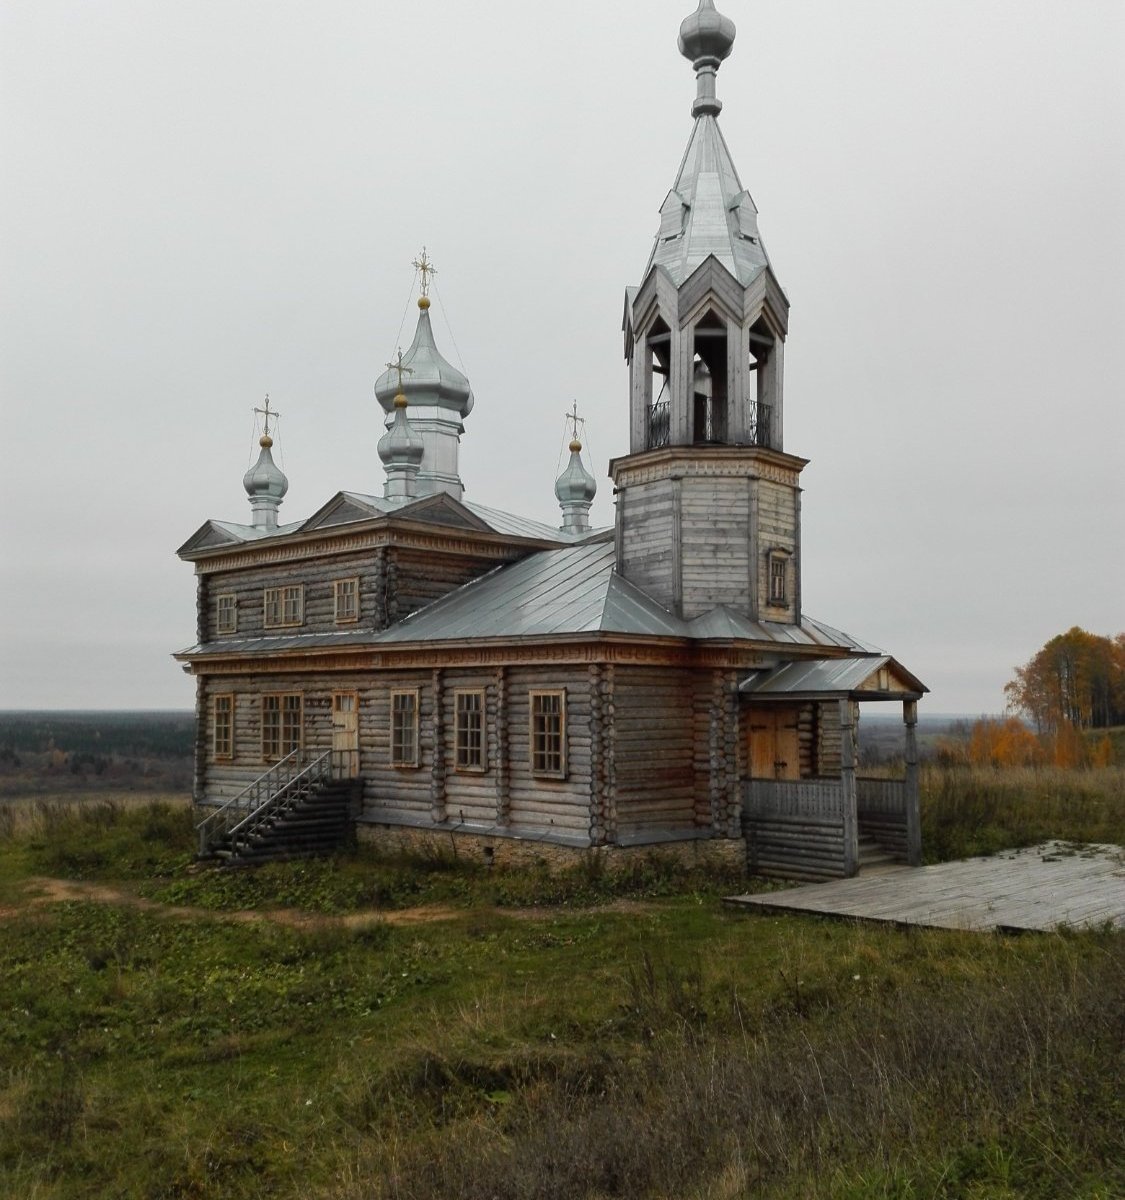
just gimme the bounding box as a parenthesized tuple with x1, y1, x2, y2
(386, 349, 414, 401)
(678, 0, 737, 118)
(413, 247, 437, 309)
(244, 396, 288, 528)
(254, 394, 279, 446)
(555, 405, 596, 534)
(565, 399, 585, 452)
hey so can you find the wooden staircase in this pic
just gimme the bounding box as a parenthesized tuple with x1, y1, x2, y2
(196, 751, 361, 865)
(857, 833, 899, 870)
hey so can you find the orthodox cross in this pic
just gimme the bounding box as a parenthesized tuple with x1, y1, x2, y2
(565, 400, 585, 442)
(386, 349, 414, 391)
(413, 247, 437, 297)
(255, 394, 279, 437)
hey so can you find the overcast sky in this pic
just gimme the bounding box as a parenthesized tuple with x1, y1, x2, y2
(2, 0, 1122, 714)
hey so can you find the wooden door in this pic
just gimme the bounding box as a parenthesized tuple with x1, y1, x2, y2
(332, 693, 359, 778)
(746, 707, 800, 780)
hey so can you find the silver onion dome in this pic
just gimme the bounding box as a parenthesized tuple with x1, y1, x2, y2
(555, 438, 597, 534)
(378, 402, 425, 467)
(678, 0, 736, 65)
(243, 434, 288, 528)
(374, 299, 474, 419)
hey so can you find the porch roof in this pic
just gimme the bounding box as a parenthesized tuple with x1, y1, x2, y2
(739, 655, 928, 701)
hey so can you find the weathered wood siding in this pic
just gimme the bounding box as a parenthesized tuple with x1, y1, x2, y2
(612, 666, 700, 836)
(743, 779, 847, 880)
(680, 477, 750, 619)
(616, 480, 676, 611)
(755, 478, 798, 624)
(200, 545, 521, 641)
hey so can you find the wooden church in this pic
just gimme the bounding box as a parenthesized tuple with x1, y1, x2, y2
(177, 0, 927, 879)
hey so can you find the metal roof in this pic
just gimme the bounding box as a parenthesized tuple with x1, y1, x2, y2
(739, 656, 928, 699)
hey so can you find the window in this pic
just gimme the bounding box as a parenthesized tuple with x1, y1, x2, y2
(212, 694, 234, 759)
(263, 585, 303, 629)
(262, 693, 302, 762)
(530, 691, 566, 778)
(216, 594, 237, 634)
(334, 578, 359, 624)
(455, 690, 486, 772)
(767, 551, 789, 607)
(391, 690, 420, 768)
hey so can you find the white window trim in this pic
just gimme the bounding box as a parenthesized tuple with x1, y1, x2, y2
(334, 577, 360, 625)
(390, 688, 421, 769)
(453, 688, 487, 774)
(529, 689, 567, 779)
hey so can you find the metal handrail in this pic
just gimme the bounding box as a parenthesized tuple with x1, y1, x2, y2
(196, 749, 333, 856)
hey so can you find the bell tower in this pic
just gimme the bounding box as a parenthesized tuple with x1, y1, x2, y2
(612, 0, 808, 625)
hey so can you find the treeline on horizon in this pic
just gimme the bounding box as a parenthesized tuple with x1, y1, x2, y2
(0, 711, 194, 761)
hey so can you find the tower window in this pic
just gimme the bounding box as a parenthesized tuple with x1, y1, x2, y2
(645, 317, 671, 449)
(767, 550, 790, 607)
(692, 311, 728, 444)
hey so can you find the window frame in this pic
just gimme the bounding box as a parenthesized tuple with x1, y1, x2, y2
(390, 688, 421, 769)
(216, 593, 238, 635)
(261, 692, 303, 763)
(333, 577, 360, 625)
(766, 549, 790, 608)
(263, 584, 304, 629)
(453, 688, 487, 773)
(212, 693, 234, 760)
(529, 689, 567, 779)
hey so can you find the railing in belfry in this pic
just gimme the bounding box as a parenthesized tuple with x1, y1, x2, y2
(196, 749, 334, 856)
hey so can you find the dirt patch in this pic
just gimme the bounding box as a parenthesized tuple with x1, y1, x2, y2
(7, 877, 659, 930)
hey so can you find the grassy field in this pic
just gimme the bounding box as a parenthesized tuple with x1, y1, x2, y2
(0, 781, 1122, 1200)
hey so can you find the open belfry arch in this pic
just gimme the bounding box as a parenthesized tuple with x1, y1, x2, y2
(175, 0, 927, 879)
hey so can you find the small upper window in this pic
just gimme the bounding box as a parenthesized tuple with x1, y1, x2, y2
(334, 578, 359, 624)
(216, 594, 237, 634)
(767, 551, 789, 607)
(264, 585, 303, 629)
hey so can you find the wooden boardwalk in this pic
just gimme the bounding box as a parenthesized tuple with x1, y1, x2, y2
(725, 842, 1124, 933)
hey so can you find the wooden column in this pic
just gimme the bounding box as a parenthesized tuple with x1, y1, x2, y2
(839, 698, 859, 877)
(494, 667, 510, 827)
(430, 669, 446, 824)
(904, 699, 921, 867)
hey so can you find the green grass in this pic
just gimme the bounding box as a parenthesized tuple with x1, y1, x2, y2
(0, 795, 1122, 1199)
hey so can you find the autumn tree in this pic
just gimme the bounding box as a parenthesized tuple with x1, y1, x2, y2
(1004, 627, 1125, 733)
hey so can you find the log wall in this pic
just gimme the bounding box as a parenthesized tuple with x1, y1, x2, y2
(743, 779, 847, 880)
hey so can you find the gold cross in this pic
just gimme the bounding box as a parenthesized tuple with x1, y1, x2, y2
(565, 400, 585, 442)
(386, 349, 414, 391)
(413, 247, 437, 297)
(254, 394, 279, 437)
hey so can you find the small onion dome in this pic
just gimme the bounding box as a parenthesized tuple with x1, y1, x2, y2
(374, 301, 474, 419)
(678, 0, 736, 65)
(243, 434, 289, 503)
(555, 441, 597, 506)
(378, 395, 425, 467)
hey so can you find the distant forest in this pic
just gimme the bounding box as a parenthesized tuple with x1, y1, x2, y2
(0, 711, 193, 796)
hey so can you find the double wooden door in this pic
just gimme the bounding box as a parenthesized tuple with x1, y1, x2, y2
(746, 706, 800, 780)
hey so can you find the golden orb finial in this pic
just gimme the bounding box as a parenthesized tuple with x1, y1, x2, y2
(570, 438, 582, 453)
(394, 392, 408, 409)
(418, 296, 431, 310)
(260, 433, 273, 448)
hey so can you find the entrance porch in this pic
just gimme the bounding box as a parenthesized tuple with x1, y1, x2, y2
(739, 656, 928, 880)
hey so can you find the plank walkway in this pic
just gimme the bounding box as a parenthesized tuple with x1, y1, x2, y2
(725, 842, 1124, 933)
